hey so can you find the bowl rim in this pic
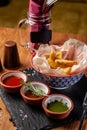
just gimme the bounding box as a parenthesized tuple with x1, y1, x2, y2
(42, 94, 74, 114)
(0, 71, 28, 88)
(20, 81, 51, 100)
(30, 53, 85, 78)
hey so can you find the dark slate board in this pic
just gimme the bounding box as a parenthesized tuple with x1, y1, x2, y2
(0, 68, 87, 130)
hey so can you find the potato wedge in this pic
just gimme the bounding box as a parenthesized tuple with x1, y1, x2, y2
(55, 59, 77, 67)
(47, 58, 58, 69)
(55, 51, 62, 59)
(49, 50, 56, 60)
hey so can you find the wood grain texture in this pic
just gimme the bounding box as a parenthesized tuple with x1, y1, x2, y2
(0, 27, 31, 73)
(0, 98, 17, 130)
(0, 27, 87, 130)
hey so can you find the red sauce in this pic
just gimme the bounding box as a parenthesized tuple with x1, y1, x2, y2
(3, 76, 22, 86)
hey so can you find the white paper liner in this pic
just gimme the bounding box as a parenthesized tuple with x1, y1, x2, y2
(32, 38, 87, 76)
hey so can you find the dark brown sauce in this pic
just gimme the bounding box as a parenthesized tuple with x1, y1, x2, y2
(25, 90, 41, 98)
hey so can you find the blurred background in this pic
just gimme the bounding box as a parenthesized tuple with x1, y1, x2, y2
(0, 0, 87, 34)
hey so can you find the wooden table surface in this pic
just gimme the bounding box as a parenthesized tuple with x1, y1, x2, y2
(0, 27, 87, 130)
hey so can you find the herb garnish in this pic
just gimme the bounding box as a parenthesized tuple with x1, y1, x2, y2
(21, 80, 48, 97)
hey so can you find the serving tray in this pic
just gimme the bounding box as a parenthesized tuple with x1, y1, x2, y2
(0, 68, 87, 130)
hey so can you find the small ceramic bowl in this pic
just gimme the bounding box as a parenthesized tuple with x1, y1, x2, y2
(42, 94, 74, 120)
(20, 81, 50, 106)
(0, 71, 28, 93)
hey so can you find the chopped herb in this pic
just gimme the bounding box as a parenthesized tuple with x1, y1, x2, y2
(21, 80, 48, 97)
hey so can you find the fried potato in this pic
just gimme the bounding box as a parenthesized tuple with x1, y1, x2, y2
(57, 67, 71, 75)
(55, 59, 77, 67)
(64, 67, 71, 75)
(49, 50, 62, 60)
(47, 58, 58, 69)
(55, 51, 62, 59)
(49, 50, 56, 60)
(47, 50, 77, 74)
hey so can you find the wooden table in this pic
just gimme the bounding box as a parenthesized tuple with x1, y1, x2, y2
(0, 27, 87, 130)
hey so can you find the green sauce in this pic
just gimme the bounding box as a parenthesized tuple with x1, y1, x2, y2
(47, 100, 69, 112)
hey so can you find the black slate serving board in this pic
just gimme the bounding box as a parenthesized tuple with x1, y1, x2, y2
(0, 68, 87, 130)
